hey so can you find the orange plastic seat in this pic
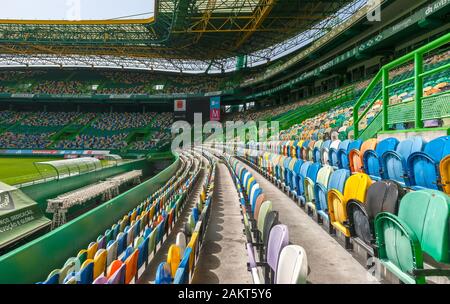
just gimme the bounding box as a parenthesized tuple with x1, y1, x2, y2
(349, 138, 377, 173)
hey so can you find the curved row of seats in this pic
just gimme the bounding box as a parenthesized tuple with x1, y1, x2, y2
(219, 152, 308, 284)
(155, 150, 217, 284)
(247, 135, 450, 194)
(37, 151, 202, 284)
(237, 138, 450, 284)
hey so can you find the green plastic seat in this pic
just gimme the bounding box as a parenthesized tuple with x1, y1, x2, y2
(257, 201, 273, 236)
(375, 190, 450, 284)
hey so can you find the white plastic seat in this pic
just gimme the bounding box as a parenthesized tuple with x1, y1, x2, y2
(276, 245, 308, 284)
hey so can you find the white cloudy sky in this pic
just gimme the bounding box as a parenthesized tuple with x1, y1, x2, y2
(0, 0, 154, 20)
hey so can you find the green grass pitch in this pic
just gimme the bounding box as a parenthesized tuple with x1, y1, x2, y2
(0, 157, 62, 186)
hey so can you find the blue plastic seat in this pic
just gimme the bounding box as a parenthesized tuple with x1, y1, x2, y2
(338, 140, 362, 170)
(315, 169, 349, 223)
(283, 157, 292, 186)
(299, 162, 320, 206)
(155, 262, 172, 284)
(407, 136, 450, 190)
(291, 159, 304, 195)
(363, 137, 399, 180)
(334, 140, 351, 169)
(294, 161, 312, 199)
(382, 136, 425, 186)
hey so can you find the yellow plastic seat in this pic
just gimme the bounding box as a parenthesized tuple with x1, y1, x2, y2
(93, 249, 107, 279)
(440, 155, 450, 194)
(167, 245, 182, 278)
(328, 173, 372, 237)
(87, 242, 99, 260)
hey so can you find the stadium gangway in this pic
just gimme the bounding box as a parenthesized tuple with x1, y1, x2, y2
(46, 170, 143, 229)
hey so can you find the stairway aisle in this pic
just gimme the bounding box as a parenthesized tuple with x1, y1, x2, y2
(238, 160, 379, 284)
(137, 156, 207, 284)
(191, 162, 252, 284)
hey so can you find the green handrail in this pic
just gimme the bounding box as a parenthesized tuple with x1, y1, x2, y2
(354, 32, 450, 139)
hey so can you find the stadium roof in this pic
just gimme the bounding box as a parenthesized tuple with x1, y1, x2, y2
(0, 0, 367, 72)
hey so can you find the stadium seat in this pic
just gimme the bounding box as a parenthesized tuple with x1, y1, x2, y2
(176, 232, 187, 256)
(328, 173, 372, 248)
(349, 138, 377, 173)
(155, 262, 172, 284)
(381, 136, 425, 185)
(137, 237, 149, 268)
(339, 140, 362, 170)
(328, 139, 341, 167)
(375, 190, 450, 284)
(407, 136, 450, 190)
(299, 162, 320, 207)
(167, 245, 182, 278)
(441, 155, 450, 194)
(87, 242, 98, 260)
(124, 249, 139, 284)
(266, 225, 289, 283)
(293, 161, 312, 201)
(107, 263, 126, 284)
(276, 245, 308, 284)
(93, 249, 107, 279)
(320, 140, 332, 165)
(78, 259, 94, 284)
(307, 165, 334, 215)
(315, 169, 349, 224)
(346, 180, 405, 254)
(93, 275, 108, 284)
(335, 140, 352, 169)
(363, 137, 399, 180)
(313, 140, 323, 163)
(290, 159, 304, 195)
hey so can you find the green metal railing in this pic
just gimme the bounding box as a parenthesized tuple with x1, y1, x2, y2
(354, 32, 450, 139)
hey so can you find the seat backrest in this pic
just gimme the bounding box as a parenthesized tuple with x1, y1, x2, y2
(299, 161, 312, 178)
(441, 155, 450, 194)
(124, 249, 139, 284)
(293, 159, 303, 174)
(155, 262, 172, 284)
(423, 136, 450, 162)
(267, 225, 289, 274)
(276, 245, 308, 284)
(364, 137, 399, 177)
(343, 173, 372, 203)
(257, 201, 273, 234)
(365, 180, 405, 219)
(375, 137, 399, 157)
(93, 249, 107, 279)
(167, 245, 182, 278)
(396, 136, 424, 158)
(254, 193, 266, 219)
(316, 165, 334, 188)
(408, 136, 450, 189)
(398, 190, 450, 263)
(327, 169, 350, 193)
(306, 162, 321, 182)
(349, 180, 404, 245)
(262, 211, 279, 248)
(107, 263, 125, 284)
(176, 232, 187, 256)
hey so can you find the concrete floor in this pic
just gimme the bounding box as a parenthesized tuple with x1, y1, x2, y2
(137, 157, 207, 284)
(192, 162, 252, 284)
(238, 161, 379, 284)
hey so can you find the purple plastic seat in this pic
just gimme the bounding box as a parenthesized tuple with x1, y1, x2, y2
(247, 243, 257, 268)
(266, 224, 289, 283)
(93, 275, 108, 284)
(107, 264, 126, 284)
